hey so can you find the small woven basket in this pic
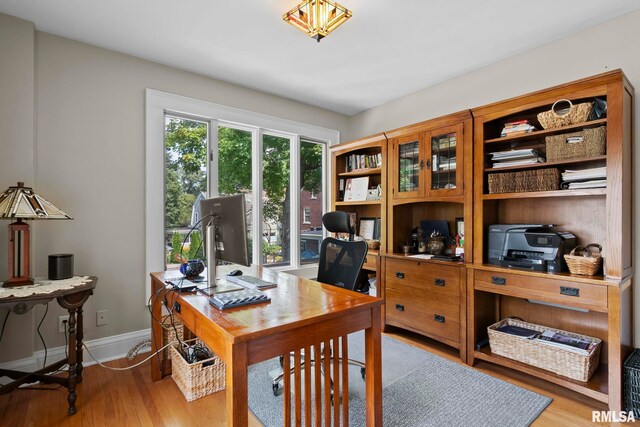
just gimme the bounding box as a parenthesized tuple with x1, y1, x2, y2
(366, 240, 380, 250)
(564, 244, 603, 276)
(162, 315, 183, 360)
(537, 99, 593, 129)
(488, 318, 601, 382)
(487, 168, 560, 194)
(170, 339, 226, 401)
(546, 126, 606, 162)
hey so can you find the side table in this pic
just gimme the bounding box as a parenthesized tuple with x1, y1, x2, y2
(0, 276, 97, 415)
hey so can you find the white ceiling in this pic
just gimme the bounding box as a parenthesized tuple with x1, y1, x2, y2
(1, 0, 639, 115)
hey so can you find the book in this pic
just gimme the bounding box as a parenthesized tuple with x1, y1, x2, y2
(496, 324, 540, 339)
(534, 330, 596, 355)
(343, 177, 369, 201)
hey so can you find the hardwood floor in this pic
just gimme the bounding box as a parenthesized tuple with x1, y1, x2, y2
(0, 329, 613, 426)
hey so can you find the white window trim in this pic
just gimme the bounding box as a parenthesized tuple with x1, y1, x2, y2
(145, 89, 339, 301)
(303, 207, 311, 224)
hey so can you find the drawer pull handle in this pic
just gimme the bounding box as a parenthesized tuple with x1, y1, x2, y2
(434, 278, 445, 287)
(434, 314, 445, 323)
(395, 304, 405, 312)
(396, 272, 405, 279)
(560, 286, 580, 297)
(491, 276, 506, 285)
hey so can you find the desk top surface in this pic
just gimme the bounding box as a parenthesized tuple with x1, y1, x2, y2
(151, 267, 382, 343)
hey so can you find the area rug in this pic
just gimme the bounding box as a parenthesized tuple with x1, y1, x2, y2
(247, 331, 551, 426)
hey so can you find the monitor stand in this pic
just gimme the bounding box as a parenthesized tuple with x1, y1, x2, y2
(203, 223, 243, 294)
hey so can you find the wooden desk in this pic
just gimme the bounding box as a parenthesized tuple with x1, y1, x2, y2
(0, 276, 97, 415)
(150, 269, 383, 426)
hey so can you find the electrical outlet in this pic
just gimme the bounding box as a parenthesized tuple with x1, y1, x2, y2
(96, 310, 108, 326)
(58, 315, 69, 333)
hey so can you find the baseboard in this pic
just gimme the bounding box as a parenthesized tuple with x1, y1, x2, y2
(0, 329, 151, 373)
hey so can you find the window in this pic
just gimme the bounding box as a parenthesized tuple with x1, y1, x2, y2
(146, 89, 339, 298)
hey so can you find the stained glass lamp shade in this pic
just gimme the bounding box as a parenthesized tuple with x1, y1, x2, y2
(0, 182, 72, 287)
(283, 0, 352, 42)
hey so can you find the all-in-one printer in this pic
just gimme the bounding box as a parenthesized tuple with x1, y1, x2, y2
(488, 224, 576, 272)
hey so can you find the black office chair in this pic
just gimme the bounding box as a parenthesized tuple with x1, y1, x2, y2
(271, 211, 368, 396)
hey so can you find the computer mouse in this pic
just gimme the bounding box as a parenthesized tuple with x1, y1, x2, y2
(227, 269, 243, 277)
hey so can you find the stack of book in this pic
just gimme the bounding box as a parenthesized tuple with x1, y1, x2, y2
(500, 120, 536, 137)
(433, 155, 456, 171)
(496, 324, 598, 355)
(490, 149, 545, 168)
(561, 166, 606, 189)
(346, 153, 382, 172)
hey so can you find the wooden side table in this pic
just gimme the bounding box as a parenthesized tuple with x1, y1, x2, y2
(0, 276, 97, 415)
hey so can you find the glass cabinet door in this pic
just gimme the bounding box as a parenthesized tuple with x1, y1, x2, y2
(427, 125, 463, 197)
(394, 136, 421, 199)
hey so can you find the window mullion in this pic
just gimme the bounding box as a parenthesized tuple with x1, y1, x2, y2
(208, 119, 219, 197)
(290, 135, 301, 268)
(253, 129, 263, 266)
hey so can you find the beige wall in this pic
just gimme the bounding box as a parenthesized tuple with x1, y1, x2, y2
(0, 17, 349, 362)
(0, 14, 36, 361)
(347, 10, 640, 343)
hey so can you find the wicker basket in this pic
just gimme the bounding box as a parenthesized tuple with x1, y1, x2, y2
(170, 339, 226, 402)
(488, 168, 561, 194)
(624, 349, 640, 416)
(546, 126, 606, 162)
(488, 318, 601, 382)
(537, 99, 593, 129)
(162, 315, 183, 360)
(564, 244, 603, 276)
(366, 240, 380, 250)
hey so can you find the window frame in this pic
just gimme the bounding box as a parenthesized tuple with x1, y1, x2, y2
(146, 89, 339, 300)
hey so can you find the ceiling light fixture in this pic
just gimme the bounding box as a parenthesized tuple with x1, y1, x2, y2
(283, 0, 352, 42)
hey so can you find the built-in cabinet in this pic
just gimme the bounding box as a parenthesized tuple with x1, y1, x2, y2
(331, 70, 633, 411)
(469, 70, 633, 411)
(330, 133, 387, 275)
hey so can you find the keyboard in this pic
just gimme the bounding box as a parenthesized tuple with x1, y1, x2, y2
(209, 289, 270, 310)
(225, 275, 277, 290)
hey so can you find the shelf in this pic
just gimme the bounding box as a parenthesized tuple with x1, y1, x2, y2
(335, 200, 382, 206)
(474, 347, 608, 403)
(470, 263, 620, 286)
(484, 119, 607, 145)
(338, 167, 382, 177)
(484, 155, 606, 173)
(483, 188, 606, 200)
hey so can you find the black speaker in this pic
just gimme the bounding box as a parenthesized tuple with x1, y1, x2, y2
(48, 254, 74, 280)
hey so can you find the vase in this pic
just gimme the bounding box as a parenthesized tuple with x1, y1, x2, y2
(427, 238, 445, 255)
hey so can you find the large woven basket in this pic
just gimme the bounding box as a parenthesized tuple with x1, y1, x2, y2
(488, 168, 561, 194)
(488, 318, 601, 382)
(537, 99, 593, 129)
(162, 315, 183, 360)
(170, 339, 226, 401)
(546, 126, 606, 162)
(564, 244, 603, 276)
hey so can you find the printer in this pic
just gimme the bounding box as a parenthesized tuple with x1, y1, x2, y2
(488, 224, 576, 272)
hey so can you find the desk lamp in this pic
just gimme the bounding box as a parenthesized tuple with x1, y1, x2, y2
(0, 182, 72, 287)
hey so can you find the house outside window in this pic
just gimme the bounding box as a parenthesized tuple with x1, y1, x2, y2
(303, 207, 311, 224)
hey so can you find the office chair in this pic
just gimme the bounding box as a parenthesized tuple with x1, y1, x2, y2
(271, 211, 368, 396)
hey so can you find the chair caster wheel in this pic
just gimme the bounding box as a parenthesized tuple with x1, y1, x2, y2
(361, 367, 366, 380)
(272, 382, 283, 396)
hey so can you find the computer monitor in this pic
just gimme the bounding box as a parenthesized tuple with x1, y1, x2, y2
(199, 194, 250, 287)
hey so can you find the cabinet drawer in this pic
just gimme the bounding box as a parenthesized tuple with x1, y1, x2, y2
(362, 253, 377, 272)
(474, 270, 608, 312)
(385, 287, 460, 343)
(385, 258, 460, 297)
